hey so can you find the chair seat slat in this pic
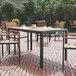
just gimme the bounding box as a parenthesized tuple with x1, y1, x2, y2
(0, 40, 18, 43)
(64, 44, 76, 48)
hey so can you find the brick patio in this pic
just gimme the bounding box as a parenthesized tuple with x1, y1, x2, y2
(0, 32, 76, 76)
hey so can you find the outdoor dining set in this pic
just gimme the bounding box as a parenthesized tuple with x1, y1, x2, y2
(0, 21, 76, 72)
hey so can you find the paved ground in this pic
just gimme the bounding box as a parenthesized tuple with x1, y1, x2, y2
(0, 32, 76, 76)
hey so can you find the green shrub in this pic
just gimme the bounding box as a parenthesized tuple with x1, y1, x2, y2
(54, 3, 74, 31)
(0, 2, 4, 22)
(45, 9, 51, 26)
(22, 0, 35, 22)
(14, 7, 25, 25)
(1, 0, 15, 21)
(35, 6, 45, 20)
(0, 6, 3, 21)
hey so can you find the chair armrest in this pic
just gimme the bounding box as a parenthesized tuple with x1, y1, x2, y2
(9, 30, 19, 33)
(2, 31, 12, 33)
(64, 33, 76, 36)
(64, 37, 76, 39)
(0, 34, 18, 36)
(2, 31, 19, 34)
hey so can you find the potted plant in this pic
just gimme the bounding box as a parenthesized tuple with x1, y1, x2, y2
(31, 21, 37, 28)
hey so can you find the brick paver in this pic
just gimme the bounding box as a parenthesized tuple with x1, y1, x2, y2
(0, 32, 76, 76)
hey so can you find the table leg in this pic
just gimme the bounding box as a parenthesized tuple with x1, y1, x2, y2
(49, 33, 51, 42)
(40, 32, 43, 68)
(46, 33, 48, 44)
(65, 31, 68, 60)
(14, 35, 16, 54)
(37, 33, 38, 42)
(27, 33, 29, 50)
(8, 29, 10, 54)
(54, 32, 56, 41)
(30, 32, 32, 50)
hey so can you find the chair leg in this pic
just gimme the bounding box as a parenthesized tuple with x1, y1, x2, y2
(47, 33, 48, 44)
(14, 44, 16, 54)
(14, 35, 16, 54)
(0, 46, 1, 64)
(54, 33, 56, 41)
(2, 44, 4, 57)
(62, 48, 65, 71)
(0, 55, 1, 64)
(58, 32, 60, 39)
(8, 44, 10, 54)
(18, 44, 20, 63)
(6, 36, 9, 51)
(36, 33, 38, 42)
(49, 33, 51, 42)
(7, 35, 10, 54)
(65, 49, 67, 60)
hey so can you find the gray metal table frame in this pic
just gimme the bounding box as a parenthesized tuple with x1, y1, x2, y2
(8, 27, 68, 68)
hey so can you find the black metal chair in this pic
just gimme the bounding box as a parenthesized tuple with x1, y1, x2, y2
(0, 28, 20, 63)
(62, 33, 76, 71)
(5, 22, 20, 54)
(5, 22, 27, 38)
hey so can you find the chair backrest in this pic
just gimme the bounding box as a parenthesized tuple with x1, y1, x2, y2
(37, 21, 47, 27)
(56, 21, 59, 24)
(1, 21, 5, 28)
(70, 20, 73, 26)
(0, 21, 8, 29)
(73, 21, 76, 25)
(59, 21, 65, 28)
(5, 22, 18, 31)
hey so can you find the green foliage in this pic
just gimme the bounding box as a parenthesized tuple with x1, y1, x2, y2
(61, 0, 71, 4)
(1, 0, 15, 21)
(0, 0, 76, 27)
(22, 0, 36, 26)
(22, 0, 35, 20)
(71, 0, 76, 5)
(54, 3, 75, 30)
(0, 2, 2, 6)
(30, 21, 37, 24)
(36, 0, 52, 26)
(0, 6, 3, 21)
(64, 4, 74, 29)
(61, 0, 76, 4)
(54, 3, 64, 21)
(37, 0, 52, 19)
(0, 2, 3, 21)
(45, 9, 51, 26)
(14, 7, 25, 25)
(35, 6, 45, 20)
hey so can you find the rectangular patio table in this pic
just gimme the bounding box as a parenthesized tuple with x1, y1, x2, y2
(8, 27, 68, 68)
